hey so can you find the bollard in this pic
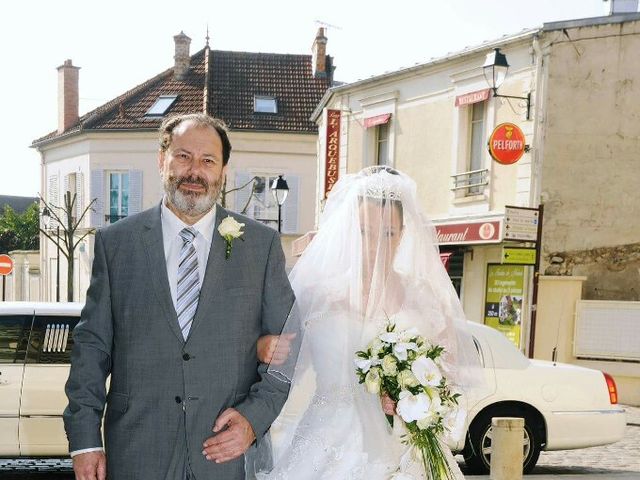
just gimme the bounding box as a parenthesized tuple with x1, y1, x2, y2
(489, 417, 524, 480)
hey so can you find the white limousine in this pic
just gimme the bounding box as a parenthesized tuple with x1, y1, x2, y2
(0, 303, 627, 475)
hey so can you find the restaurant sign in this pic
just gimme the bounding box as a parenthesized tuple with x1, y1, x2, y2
(435, 220, 502, 245)
(324, 109, 341, 197)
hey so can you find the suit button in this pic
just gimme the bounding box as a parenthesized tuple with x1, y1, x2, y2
(182, 353, 190, 361)
(175, 396, 182, 404)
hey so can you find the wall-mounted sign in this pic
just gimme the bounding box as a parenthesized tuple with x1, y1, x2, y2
(502, 247, 536, 265)
(435, 220, 502, 245)
(485, 264, 525, 348)
(455, 89, 490, 107)
(324, 109, 341, 197)
(504, 205, 539, 242)
(488, 122, 526, 165)
(364, 113, 391, 129)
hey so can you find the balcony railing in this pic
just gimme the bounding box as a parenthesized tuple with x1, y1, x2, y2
(451, 168, 489, 195)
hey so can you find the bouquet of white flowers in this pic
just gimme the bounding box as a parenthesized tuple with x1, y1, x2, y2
(354, 323, 464, 480)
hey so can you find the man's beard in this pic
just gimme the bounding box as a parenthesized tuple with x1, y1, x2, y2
(163, 173, 222, 217)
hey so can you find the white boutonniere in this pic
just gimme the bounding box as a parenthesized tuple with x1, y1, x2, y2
(218, 216, 245, 259)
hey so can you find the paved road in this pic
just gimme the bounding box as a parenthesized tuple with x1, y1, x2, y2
(2, 405, 638, 479)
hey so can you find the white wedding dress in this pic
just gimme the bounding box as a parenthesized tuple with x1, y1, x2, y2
(254, 311, 466, 480)
(248, 167, 480, 480)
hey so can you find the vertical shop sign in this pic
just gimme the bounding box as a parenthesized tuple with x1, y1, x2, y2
(324, 109, 341, 197)
(485, 264, 525, 348)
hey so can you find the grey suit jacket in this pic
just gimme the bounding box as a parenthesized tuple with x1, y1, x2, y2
(64, 204, 294, 480)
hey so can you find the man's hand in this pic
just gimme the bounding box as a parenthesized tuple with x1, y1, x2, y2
(72, 451, 107, 480)
(202, 408, 256, 463)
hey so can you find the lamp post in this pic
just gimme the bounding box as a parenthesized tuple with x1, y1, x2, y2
(483, 48, 532, 120)
(270, 175, 289, 233)
(41, 206, 60, 302)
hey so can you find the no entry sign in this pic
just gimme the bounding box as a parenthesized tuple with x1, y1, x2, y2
(0, 254, 14, 276)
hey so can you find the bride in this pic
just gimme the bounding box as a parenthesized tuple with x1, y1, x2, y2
(248, 166, 482, 479)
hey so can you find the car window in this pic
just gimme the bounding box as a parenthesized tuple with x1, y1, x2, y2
(0, 314, 32, 364)
(26, 315, 80, 364)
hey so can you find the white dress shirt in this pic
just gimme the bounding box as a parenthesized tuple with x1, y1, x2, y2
(160, 199, 217, 309)
(70, 200, 217, 458)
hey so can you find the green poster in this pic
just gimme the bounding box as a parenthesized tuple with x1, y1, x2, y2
(485, 264, 525, 348)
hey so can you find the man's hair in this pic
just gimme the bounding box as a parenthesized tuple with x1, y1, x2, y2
(159, 113, 232, 165)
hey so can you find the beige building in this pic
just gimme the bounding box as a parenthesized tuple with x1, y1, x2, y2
(32, 30, 334, 302)
(311, 13, 640, 404)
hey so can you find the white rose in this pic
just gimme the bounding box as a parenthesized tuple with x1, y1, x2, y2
(381, 355, 398, 376)
(365, 367, 382, 394)
(411, 356, 443, 387)
(397, 369, 420, 389)
(218, 216, 245, 239)
(368, 337, 384, 355)
(354, 358, 373, 373)
(379, 331, 399, 344)
(399, 327, 420, 342)
(396, 390, 431, 423)
(416, 410, 438, 430)
(393, 341, 418, 361)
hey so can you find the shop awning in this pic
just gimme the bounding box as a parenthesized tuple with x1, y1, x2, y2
(440, 252, 453, 271)
(364, 113, 391, 128)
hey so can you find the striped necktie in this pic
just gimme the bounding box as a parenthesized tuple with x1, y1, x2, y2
(176, 227, 200, 340)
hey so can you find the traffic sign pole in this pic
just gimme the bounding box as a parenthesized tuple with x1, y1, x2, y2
(528, 204, 544, 359)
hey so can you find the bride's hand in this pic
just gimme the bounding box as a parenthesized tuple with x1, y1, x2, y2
(380, 393, 396, 415)
(256, 333, 296, 365)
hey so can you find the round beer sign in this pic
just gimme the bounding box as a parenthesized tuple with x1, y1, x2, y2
(488, 122, 526, 165)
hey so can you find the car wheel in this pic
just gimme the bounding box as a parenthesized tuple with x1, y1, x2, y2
(464, 409, 541, 474)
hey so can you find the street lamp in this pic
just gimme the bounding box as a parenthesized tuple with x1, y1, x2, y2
(40, 206, 60, 302)
(483, 47, 532, 120)
(270, 175, 289, 233)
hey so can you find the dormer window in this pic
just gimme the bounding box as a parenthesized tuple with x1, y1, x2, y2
(145, 95, 178, 117)
(254, 96, 278, 113)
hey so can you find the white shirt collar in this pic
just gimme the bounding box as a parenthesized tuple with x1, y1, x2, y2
(160, 198, 217, 244)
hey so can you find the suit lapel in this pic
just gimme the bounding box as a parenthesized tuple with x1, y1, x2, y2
(141, 204, 184, 342)
(186, 205, 228, 343)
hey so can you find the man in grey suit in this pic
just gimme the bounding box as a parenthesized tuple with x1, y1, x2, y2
(64, 113, 294, 480)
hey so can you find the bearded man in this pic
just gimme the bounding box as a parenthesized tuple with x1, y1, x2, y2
(64, 113, 294, 480)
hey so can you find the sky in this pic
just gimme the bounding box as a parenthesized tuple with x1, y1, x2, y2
(2, 0, 609, 198)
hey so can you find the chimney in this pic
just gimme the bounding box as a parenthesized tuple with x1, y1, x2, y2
(173, 31, 192, 80)
(57, 59, 80, 134)
(607, 0, 639, 14)
(312, 27, 328, 78)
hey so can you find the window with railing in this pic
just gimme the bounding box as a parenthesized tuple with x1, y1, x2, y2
(451, 168, 489, 194)
(467, 101, 485, 194)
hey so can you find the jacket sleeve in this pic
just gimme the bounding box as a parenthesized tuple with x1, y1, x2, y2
(234, 230, 295, 442)
(63, 230, 113, 452)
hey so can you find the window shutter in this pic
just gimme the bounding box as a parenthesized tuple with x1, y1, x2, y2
(75, 172, 84, 222)
(281, 175, 299, 234)
(234, 172, 254, 217)
(48, 175, 59, 228)
(63, 174, 70, 200)
(128, 170, 143, 215)
(90, 170, 104, 228)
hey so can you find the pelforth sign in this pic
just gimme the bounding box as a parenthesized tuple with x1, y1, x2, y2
(488, 122, 526, 165)
(324, 109, 341, 197)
